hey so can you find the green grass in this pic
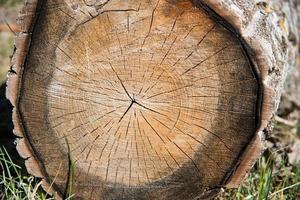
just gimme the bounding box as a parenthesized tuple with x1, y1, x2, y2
(0, 145, 76, 200)
(216, 120, 300, 200)
(63, 138, 75, 200)
(2, 145, 300, 200)
(0, 146, 53, 200)
(217, 150, 300, 200)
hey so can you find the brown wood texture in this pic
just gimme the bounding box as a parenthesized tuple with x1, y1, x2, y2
(0, 24, 21, 33)
(9, 0, 260, 199)
(199, 0, 299, 187)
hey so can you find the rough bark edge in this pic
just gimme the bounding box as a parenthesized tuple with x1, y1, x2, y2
(5, 0, 62, 199)
(200, 0, 299, 188)
(5, 0, 299, 199)
(278, 3, 300, 116)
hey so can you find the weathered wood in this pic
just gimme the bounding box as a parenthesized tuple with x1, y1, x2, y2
(6, 0, 299, 199)
(0, 24, 21, 33)
(199, 0, 299, 187)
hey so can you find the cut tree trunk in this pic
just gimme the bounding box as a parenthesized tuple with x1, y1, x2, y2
(6, 0, 299, 199)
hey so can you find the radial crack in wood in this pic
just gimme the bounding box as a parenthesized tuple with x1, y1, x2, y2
(11, 0, 259, 199)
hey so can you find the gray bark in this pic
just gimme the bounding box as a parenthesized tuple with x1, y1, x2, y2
(200, 0, 299, 187)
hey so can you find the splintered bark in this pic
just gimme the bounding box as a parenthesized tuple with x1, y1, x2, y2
(6, 0, 298, 199)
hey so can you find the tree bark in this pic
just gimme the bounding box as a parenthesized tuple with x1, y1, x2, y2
(6, 0, 299, 199)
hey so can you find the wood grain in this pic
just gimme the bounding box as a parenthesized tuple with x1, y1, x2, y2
(14, 0, 258, 199)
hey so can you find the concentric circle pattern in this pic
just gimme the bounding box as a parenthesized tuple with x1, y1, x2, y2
(19, 0, 257, 199)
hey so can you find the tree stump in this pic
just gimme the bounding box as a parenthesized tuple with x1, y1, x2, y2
(6, 0, 299, 199)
